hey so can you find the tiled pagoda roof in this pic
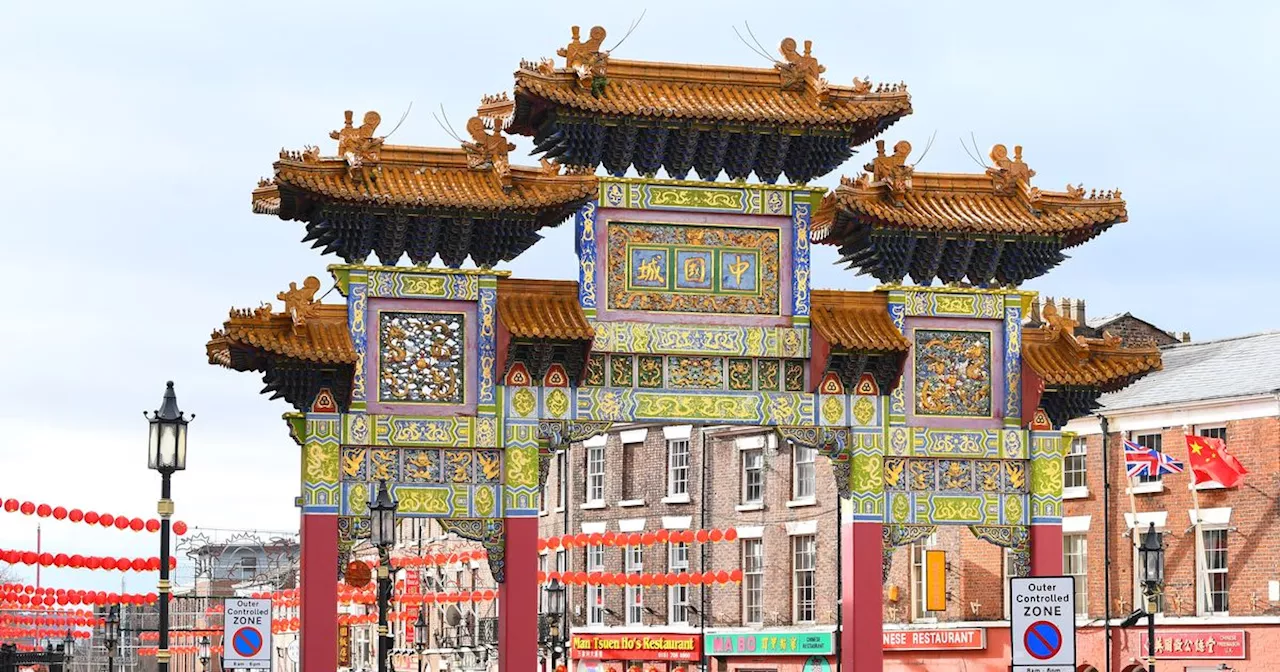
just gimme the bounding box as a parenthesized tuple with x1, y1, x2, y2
(812, 141, 1127, 285)
(810, 290, 910, 353)
(1022, 300, 1162, 392)
(255, 109, 597, 267)
(497, 278, 594, 341)
(508, 26, 910, 183)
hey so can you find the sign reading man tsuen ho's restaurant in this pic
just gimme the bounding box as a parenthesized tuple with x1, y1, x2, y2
(571, 634, 700, 661)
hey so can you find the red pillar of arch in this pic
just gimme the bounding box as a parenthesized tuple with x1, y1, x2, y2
(499, 517, 539, 671)
(299, 513, 338, 672)
(842, 513, 884, 672)
(1030, 523, 1064, 576)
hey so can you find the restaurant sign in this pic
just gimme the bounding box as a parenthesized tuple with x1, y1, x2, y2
(882, 628, 986, 651)
(706, 631, 835, 656)
(571, 634, 700, 661)
(1139, 630, 1246, 660)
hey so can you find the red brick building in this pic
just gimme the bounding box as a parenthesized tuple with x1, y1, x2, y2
(874, 330, 1280, 672)
(538, 425, 842, 672)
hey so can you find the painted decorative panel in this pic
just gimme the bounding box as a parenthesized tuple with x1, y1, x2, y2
(366, 271, 479, 300)
(668, 356, 723, 389)
(606, 222, 780, 315)
(591, 322, 809, 358)
(378, 312, 465, 405)
(577, 201, 599, 312)
(902, 290, 1005, 319)
(913, 329, 993, 418)
(576, 388, 815, 426)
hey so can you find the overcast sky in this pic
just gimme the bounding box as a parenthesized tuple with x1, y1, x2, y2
(1, 1, 1277, 594)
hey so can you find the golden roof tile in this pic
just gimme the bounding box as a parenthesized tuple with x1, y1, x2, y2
(260, 144, 597, 214)
(513, 28, 910, 129)
(497, 278, 593, 341)
(813, 142, 1127, 245)
(1022, 300, 1162, 391)
(207, 278, 356, 368)
(810, 290, 910, 352)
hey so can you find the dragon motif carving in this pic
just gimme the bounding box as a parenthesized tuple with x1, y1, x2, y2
(330, 110, 384, 179)
(462, 117, 516, 190)
(558, 25, 610, 94)
(776, 37, 825, 91)
(986, 144, 1035, 194)
(865, 139, 914, 199)
(277, 276, 322, 333)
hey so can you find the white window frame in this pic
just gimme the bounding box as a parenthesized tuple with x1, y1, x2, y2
(911, 533, 940, 622)
(1001, 547, 1017, 620)
(625, 545, 644, 625)
(1133, 432, 1164, 488)
(742, 538, 764, 626)
(1063, 436, 1088, 498)
(538, 553, 549, 613)
(556, 449, 567, 510)
(792, 534, 817, 624)
(667, 438, 690, 498)
(741, 447, 764, 506)
(586, 545, 604, 626)
(791, 441, 817, 503)
(668, 542, 690, 625)
(1063, 534, 1088, 617)
(1193, 425, 1228, 490)
(586, 442, 606, 506)
(1197, 526, 1229, 616)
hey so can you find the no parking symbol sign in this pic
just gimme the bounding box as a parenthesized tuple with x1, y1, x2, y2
(1010, 576, 1075, 672)
(223, 598, 273, 670)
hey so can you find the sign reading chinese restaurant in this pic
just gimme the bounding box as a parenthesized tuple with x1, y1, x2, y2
(706, 631, 835, 656)
(571, 634, 700, 662)
(1139, 630, 1246, 660)
(883, 628, 986, 651)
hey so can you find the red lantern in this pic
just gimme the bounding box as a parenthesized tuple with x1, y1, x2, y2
(588, 533, 603, 546)
(84, 512, 99, 525)
(628, 532, 642, 546)
(709, 529, 723, 542)
(146, 557, 160, 571)
(114, 517, 129, 530)
(21, 552, 36, 565)
(99, 513, 115, 527)
(85, 557, 101, 570)
(730, 569, 743, 581)
(52, 507, 67, 520)
(19, 502, 35, 515)
(695, 529, 709, 543)
(3, 499, 17, 512)
(132, 559, 146, 572)
(38, 553, 52, 567)
(724, 528, 738, 541)
(146, 519, 160, 532)
(68, 509, 83, 522)
(716, 570, 729, 584)
(35, 504, 51, 518)
(173, 521, 188, 535)
(169, 556, 177, 570)
(101, 558, 117, 571)
(536, 539, 547, 552)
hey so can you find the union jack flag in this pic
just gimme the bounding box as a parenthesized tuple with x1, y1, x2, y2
(1124, 439, 1185, 478)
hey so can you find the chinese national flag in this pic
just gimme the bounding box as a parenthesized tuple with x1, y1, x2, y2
(1185, 435, 1248, 487)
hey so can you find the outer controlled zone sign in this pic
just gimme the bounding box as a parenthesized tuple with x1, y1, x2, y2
(223, 598, 273, 670)
(1010, 576, 1075, 672)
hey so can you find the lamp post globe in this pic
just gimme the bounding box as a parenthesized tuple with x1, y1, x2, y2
(199, 636, 211, 672)
(144, 381, 192, 672)
(368, 479, 399, 672)
(1139, 521, 1164, 672)
(414, 609, 428, 672)
(370, 479, 399, 550)
(105, 606, 120, 672)
(62, 628, 74, 670)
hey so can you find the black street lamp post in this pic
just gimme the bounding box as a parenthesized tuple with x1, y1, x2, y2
(62, 629, 74, 672)
(1139, 522, 1164, 672)
(104, 606, 120, 672)
(198, 636, 211, 672)
(145, 382, 190, 672)
(370, 479, 399, 672)
(543, 579, 566, 672)
(413, 609, 427, 672)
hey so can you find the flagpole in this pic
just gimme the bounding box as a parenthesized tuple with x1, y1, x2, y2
(1185, 426, 1208, 616)
(1099, 414, 1113, 672)
(1123, 430, 1142, 612)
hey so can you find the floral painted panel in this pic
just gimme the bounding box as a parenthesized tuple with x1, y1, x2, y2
(606, 222, 780, 315)
(378, 312, 465, 404)
(913, 329, 992, 418)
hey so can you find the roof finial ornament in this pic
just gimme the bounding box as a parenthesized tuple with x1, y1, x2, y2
(278, 276, 322, 333)
(462, 117, 517, 191)
(864, 139, 914, 200)
(986, 143, 1035, 194)
(777, 37, 825, 90)
(330, 111, 384, 179)
(558, 25, 609, 95)
(851, 76, 872, 94)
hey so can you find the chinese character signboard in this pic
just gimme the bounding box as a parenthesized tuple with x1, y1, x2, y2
(706, 631, 834, 656)
(882, 628, 986, 651)
(571, 634, 700, 661)
(1138, 630, 1246, 660)
(337, 625, 351, 667)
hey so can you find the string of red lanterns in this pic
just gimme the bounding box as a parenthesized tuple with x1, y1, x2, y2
(138, 629, 220, 642)
(0, 548, 176, 573)
(1, 583, 160, 606)
(137, 646, 223, 657)
(0, 614, 102, 627)
(537, 569, 743, 586)
(537, 527, 738, 551)
(0, 627, 92, 640)
(0, 499, 188, 535)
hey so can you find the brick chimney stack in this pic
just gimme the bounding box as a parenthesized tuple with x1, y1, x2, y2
(1074, 299, 1086, 327)
(1181, 332, 1192, 343)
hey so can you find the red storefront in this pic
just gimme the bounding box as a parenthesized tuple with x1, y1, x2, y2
(571, 633, 700, 672)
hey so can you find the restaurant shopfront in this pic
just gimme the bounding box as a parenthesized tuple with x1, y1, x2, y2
(704, 630, 835, 672)
(570, 633, 700, 672)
